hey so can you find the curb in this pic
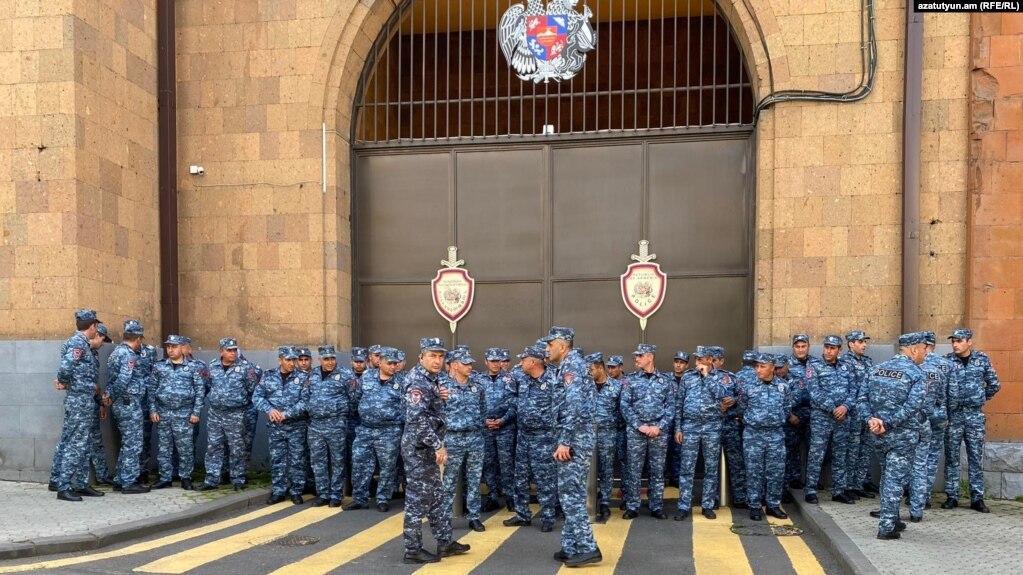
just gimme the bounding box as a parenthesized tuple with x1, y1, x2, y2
(0, 487, 271, 561)
(789, 494, 880, 575)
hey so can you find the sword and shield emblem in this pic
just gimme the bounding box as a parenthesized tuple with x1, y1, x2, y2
(431, 246, 476, 334)
(499, 0, 596, 83)
(621, 240, 668, 332)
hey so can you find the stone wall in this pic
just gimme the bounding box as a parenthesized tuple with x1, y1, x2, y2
(0, 0, 161, 339)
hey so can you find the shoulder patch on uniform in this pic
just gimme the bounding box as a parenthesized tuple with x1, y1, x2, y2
(805, 366, 815, 377)
(408, 389, 423, 405)
(722, 375, 732, 384)
(564, 373, 574, 385)
(127, 358, 136, 370)
(927, 371, 940, 380)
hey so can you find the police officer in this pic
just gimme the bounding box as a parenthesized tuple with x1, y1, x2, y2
(80, 323, 113, 490)
(906, 331, 953, 521)
(665, 351, 690, 489)
(857, 332, 928, 540)
(107, 319, 150, 494)
(840, 330, 876, 498)
(52, 310, 103, 501)
(481, 348, 517, 513)
(402, 338, 470, 564)
(716, 347, 748, 510)
(804, 335, 855, 505)
(739, 353, 793, 521)
(943, 328, 1000, 512)
(588, 352, 621, 522)
(773, 354, 796, 503)
(150, 335, 204, 490)
(621, 344, 674, 520)
(137, 342, 158, 484)
(347, 347, 405, 511)
(547, 327, 601, 567)
(198, 338, 259, 491)
(254, 346, 309, 505)
(504, 345, 559, 531)
(344, 346, 368, 492)
(304, 345, 350, 507)
(442, 349, 487, 531)
(674, 347, 727, 520)
(785, 335, 815, 490)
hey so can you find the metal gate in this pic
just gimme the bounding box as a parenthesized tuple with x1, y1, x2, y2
(352, 1, 755, 367)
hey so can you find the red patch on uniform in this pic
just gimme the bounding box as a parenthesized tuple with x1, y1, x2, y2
(564, 373, 575, 385)
(806, 367, 815, 377)
(408, 389, 423, 405)
(348, 379, 357, 389)
(127, 359, 136, 370)
(72, 348, 83, 360)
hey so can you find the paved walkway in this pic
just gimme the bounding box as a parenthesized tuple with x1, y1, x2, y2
(797, 493, 1023, 574)
(0, 480, 269, 559)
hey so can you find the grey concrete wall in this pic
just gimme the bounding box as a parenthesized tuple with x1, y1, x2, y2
(0, 340, 353, 483)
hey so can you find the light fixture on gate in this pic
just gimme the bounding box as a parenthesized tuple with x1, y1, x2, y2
(542, 124, 556, 135)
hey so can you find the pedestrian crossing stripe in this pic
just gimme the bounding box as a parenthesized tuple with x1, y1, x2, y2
(770, 515, 827, 575)
(692, 507, 755, 575)
(265, 512, 405, 575)
(414, 511, 523, 575)
(0, 504, 285, 574)
(556, 511, 633, 575)
(134, 506, 339, 574)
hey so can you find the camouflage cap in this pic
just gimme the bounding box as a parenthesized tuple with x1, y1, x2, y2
(774, 354, 789, 368)
(845, 330, 870, 341)
(791, 334, 810, 345)
(484, 347, 503, 361)
(898, 332, 926, 346)
(754, 353, 775, 365)
(75, 309, 100, 325)
(382, 348, 402, 363)
(449, 348, 475, 364)
(922, 331, 937, 345)
(674, 351, 690, 362)
(96, 323, 112, 343)
(584, 352, 604, 364)
(165, 334, 187, 345)
(606, 355, 623, 367)
(742, 350, 756, 363)
(296, 347, 312, 358)
(823, 335, 843, 347)
(278, 345, 299, 360)
(123, 319, 144, 336)
(368, 344, 384, 355)
(540, 326, 575, 343)
(520, 346, 546, 361)
(632, 343, 657, 356)
(318, 345, 336, 358)
(708, 346, 725, 359)
(948, 328, 973, 340)
(219, 337, 238, 349)
(350, 347, 368, 361)
(181, 336, 193, 345)
(420, 337, 446, 352)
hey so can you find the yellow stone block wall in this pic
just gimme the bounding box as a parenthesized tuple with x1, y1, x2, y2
(0, 0, 160, 339)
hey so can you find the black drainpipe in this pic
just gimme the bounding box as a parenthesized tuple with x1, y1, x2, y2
(902, 4, 923, 334)
(157, 0, 179, 337)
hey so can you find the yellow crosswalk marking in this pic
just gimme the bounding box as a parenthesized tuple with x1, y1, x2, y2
(266, 512, 404, 575)
(415, 512, 522, 574)
(0, 504, 285, 574)
(692, 507, 754, 575)
(771, 515, 827, 575)
(556, 512, 633, 574)
(134, 506, 339, 574)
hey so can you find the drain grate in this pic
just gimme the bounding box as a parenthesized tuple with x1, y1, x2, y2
(266, 535, 320, 547)
(730, 523, 804, 537)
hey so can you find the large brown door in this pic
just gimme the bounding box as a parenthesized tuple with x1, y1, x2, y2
(354, 132, 752, 369)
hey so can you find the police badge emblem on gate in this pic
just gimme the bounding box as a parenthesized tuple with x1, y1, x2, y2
(499, 0, 596, 83)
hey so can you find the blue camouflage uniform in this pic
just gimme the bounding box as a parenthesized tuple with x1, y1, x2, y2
(857, 334, 928, 537)
(306, 345, 350, 503)
(82, 325, 112, 484)
(739, 354, 793, 510)
(719, 347, 749, 506)
(442, 350, 487, 522)
(253, 347, 310, 497)
(549, 334, 598, 558)
(350, 353, 405, 506)
(52, 311, 102, 494)
(621, 344, 675, 516)
(804, 336, 855, 500)
(908, 339, 954, 518)
(401, 338, 455, 556)
(785, 340, 815, 486)
(342, 346, 367, 493)
(675, 348, 727, 513)
(150, 335, 205, 484)
(589, 353, 621, 513)
(203, 338, 260, 488)
(665, 351, 690, 486)
(481, 348, 517, 509)
(107, 320, 148, 488)
(510, 347, 560, 525)
(839, 330, 875, 493)
(606, 355, 628, 504)
(944, 328, 1000, 503)
(137, 344, 158, 478)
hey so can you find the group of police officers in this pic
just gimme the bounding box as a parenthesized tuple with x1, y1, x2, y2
(51, 309, 1000, 566)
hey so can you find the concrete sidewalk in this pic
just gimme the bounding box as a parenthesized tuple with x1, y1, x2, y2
(793, 491, 1023, 574)
(0, 480, 270, 560)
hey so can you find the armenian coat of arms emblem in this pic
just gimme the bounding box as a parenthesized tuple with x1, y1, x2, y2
(499, 0, 596, 84)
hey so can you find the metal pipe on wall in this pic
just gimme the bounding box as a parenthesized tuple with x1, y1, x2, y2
(902, 3, 923, 333)
(157, 0, 179, 337)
